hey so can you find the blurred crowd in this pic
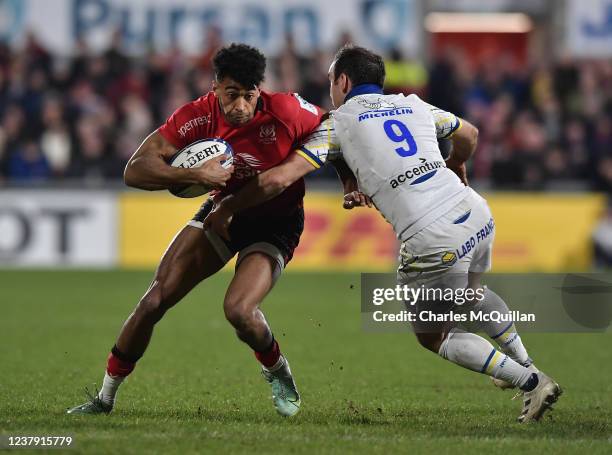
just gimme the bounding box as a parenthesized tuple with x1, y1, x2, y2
(0, 30, 611, 191)
(428, 50, 612, 192)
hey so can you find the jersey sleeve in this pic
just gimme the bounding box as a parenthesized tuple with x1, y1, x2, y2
(295, 116, 342, 169)
(425, 102, 462, 139)
(290, 93, 325, 143)
(157, 101, 208, 150)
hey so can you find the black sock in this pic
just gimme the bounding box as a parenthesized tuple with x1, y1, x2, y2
(520, 373, 539, 392)
(111, 344, 141, 363)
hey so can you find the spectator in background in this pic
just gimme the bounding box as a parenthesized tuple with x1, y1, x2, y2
(195, 26, 223, 74)
(67, 114, 122, 182)
(274, 34, 303, 93)
(113, 93, 153, 165)
(384, 47, 427, 96)
(427, 47, 466, 116)
(161, 78, 191, 120)
(0, 104, 26, 179)
(544, 144, 572, 181)
(23, 31, 52, 77)
(104, 30, 129, 79)
(596, 157, 612, 193)
(512, 112, 548, 189)
(40, 95, 71, 177)
(8, 140, 51, 182)
(144, 50, 171, 122)
(553, 54, 580, 115)
(0, 30, 610, 192)
(563, 118, 589, 180)
(299, 49, 332, 109)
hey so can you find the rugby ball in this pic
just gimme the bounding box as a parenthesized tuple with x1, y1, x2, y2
(168, 138, 234, 198)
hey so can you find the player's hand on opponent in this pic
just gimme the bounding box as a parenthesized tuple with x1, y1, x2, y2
(203, 203, 233, 241)
(445, 157, 469, 186)
(195, 156, 234, 189)
(343, 191, 373, 210)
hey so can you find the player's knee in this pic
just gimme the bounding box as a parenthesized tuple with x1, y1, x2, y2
(223, 297, 256, 330)
(137, 282, 172, 321)
(415, 332, 445, 353)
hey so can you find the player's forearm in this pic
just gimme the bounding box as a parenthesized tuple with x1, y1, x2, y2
(124, 130, 204, 191)
(124, 156, 202, 191)
(220, 152, 315, 214)
(220, 169, 291, 213)
(331, 159, 359, 194)
(448, 119, 479, 164)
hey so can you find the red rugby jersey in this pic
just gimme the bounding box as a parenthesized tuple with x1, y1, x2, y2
(158, 91, 323, 216)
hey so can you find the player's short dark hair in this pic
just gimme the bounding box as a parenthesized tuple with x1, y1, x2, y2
(332, 45, 385, 88)
(212, 43, 266, 88)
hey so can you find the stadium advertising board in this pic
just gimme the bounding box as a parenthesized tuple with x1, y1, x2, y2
(119, 191, 400, 270)
(119, 191, 606, 272)
(565, 0, 612, 57)
(476, 193, 604, 271)
(0, 191, 117, 266)
(0, 190, 603, 269)
(0, 0, 421, 56)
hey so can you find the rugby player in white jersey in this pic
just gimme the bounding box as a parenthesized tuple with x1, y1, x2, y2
(203, 45, 562, 423)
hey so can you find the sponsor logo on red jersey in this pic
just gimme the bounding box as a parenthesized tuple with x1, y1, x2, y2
(178, 114, 211, 137)
(259, 124, 277, 144)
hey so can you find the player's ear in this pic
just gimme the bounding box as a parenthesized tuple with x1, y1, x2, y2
(341, 73, 351, 95)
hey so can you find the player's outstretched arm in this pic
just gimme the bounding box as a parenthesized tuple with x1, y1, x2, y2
(331, 159, 373, 209)
(445, 118, 479, 186)
(124, 131, 232, 191)
(203, 152, 317, 239)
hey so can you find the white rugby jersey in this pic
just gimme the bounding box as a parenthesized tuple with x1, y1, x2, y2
(296, 87, 468, 241)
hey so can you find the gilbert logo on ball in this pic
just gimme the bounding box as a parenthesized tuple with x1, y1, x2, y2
(169, 138, 234, 198)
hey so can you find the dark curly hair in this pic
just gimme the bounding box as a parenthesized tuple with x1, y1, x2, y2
(212, 43, 266, 88)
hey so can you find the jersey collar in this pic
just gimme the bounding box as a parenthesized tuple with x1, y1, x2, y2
(344, 84, 384, 102)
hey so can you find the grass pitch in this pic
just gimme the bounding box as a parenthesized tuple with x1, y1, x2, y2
(1, 270, 610, 454)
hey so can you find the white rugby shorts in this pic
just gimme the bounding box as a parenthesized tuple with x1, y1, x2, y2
(397, 187, 494, 288)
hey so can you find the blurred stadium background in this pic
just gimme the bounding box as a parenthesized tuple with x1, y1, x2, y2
(1, 1, 611, 452)
(0, 0, 611, 271)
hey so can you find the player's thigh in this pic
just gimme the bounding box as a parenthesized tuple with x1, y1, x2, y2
(223, 252, 279, 317)
(399, 197, 492, 282)
(150, 224, 228, 305)
(398, 202, 474, 337)
(460, 191, 495, 274)
(397, 225, 470, 290)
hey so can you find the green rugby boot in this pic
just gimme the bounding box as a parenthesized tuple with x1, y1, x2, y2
(261, 357, 301, 417)
(67, 388, 113, 415)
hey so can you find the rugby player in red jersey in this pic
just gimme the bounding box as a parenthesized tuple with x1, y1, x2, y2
(67, 43, 361, 417)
